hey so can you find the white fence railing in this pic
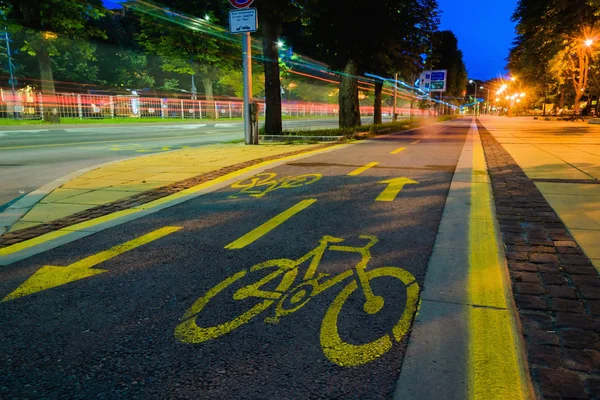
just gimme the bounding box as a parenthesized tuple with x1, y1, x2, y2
(0, 89, 419, 121)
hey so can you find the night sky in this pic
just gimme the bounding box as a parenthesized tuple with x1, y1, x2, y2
(102, 0, 516, 80)
(438, 0, 517, 79)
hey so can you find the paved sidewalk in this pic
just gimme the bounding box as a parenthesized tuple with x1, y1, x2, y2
(0, 143, 330, 241)
(479, 119, 600, 399)
(479, 116, 600, 273)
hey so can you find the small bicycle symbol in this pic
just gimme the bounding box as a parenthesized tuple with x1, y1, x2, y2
(175, 235, 420, 367)
(228, 172, 322, 199)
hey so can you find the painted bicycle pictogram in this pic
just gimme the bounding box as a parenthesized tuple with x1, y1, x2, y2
(175, 235, 420, 367)
(228, 172, 322, 199)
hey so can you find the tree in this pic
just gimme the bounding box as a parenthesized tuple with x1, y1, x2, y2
(549, 36, 600, 112)
(2, 0, 105, 119)
(430, 30, 467, 106)
(92, 8, 155, 90)
(136, 0, 237, 117)
(509, 0, 600, 111)
(255, 1, 302, 134)
(295, 0, 439, 128)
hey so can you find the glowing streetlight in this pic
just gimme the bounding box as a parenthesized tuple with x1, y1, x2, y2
(204, 15, 210, 22)
(585, 39, 594, 47)
(277, 40, 285, 48)
(469, 79, 478, 116)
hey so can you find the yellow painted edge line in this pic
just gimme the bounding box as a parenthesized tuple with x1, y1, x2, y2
(467, 123, 532, 400)
(0, 145, 344, 258)
(390, 147, 406, 155)
(225, 199, 317, 249)
(347, 162, 379, 176)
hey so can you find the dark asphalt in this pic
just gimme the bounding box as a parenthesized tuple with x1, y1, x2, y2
(0, 120, 469, 399)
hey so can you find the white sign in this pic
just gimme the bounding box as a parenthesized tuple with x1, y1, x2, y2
(418, 69, 447, 93)
(229, 8, 257, 34)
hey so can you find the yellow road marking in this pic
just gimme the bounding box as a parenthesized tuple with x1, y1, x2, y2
(410, 140, 421, 145)
(390, 147, 406, 155)
(375, 177, 419, 202)
(467, 123, 530, 399)
(2, 226, 181, 301)
(0, 145, 343, 259)
(225, 199, 317, 250)
(348, 162, 379, 176)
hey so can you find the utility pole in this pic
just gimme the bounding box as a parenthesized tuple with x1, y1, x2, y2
(393, 72, 397, 121)
(242, 31, 253, 145)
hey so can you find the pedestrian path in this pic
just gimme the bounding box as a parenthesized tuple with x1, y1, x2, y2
(0, 143, 324, 234)
(479, 116, 600, 272)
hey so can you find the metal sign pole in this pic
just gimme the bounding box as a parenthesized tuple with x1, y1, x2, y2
(393, 72, 397, 121)
(242, 32, 253, 145)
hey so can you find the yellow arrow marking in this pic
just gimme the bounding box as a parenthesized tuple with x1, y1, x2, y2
(225, 199, 316, 250)
(348, 162, 379, 176)
(375, 177, 419, 202)
(390, 147, 406, 155)
(2, 226, 182, 301)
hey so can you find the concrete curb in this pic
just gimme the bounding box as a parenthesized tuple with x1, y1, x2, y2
(394, 118, 533, 400)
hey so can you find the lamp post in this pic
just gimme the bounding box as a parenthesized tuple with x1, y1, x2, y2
(480, 86, 491, 115)
(469, 79, 478, 116)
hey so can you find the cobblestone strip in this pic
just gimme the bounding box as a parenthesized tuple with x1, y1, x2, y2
(0, 144, 334, 249)
(478, 122, 600, 399)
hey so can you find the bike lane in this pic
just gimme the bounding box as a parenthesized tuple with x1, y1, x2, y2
(0, 121, 469, 399)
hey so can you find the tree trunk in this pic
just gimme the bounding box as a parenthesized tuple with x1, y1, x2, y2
(373, 81, 383, 125)
(559, 86, 565, 110)
(38, 46, 59, 122)
(339, 60, 361, 128)
(203, 78, 215, 119)
(261, 16, 283, 134)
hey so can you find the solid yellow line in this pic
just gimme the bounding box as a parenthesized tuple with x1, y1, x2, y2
(0, 145, 344, 258)
(390, 147, 406, 155)
(225, 199, 317, 250)
(467, 124, 530, 400)
(347, 162, 379, 176)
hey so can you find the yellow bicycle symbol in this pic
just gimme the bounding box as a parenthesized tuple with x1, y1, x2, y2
(229, 172, 322, 198)
(175, 235, 420, 367)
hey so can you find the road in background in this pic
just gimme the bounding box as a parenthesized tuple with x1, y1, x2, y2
(0, 117, 392, 208)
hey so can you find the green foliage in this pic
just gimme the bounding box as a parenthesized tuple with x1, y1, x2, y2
(218, 68, 265, 98)
(430, 31, 467, 103)
(509, 0, 600, 109)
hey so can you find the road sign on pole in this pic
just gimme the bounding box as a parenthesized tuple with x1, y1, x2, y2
(418, 70, 447, 93)
(229, 8, 257, 34)
(229, 0, 254, 8)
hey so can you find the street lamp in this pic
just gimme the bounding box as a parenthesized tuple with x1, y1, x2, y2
(585, 38, 594, 47)
(480, 86, 491, 115)
(469, 79, 478, 116)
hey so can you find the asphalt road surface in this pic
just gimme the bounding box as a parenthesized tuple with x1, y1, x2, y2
(0, 117, 390, 208)
(0, 120, 469, 399)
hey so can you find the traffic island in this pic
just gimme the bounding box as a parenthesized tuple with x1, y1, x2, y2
(479, 121, 600, 399)
(0, 143, 338, 250)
